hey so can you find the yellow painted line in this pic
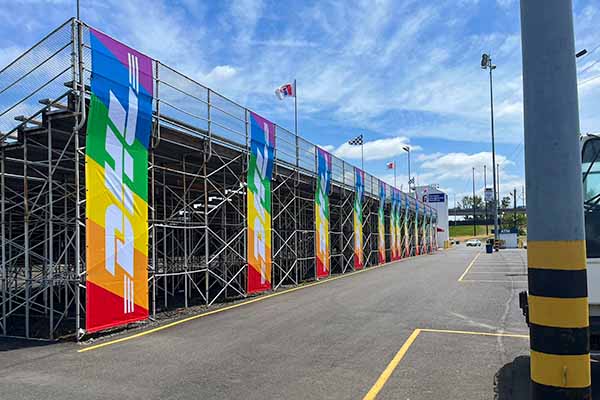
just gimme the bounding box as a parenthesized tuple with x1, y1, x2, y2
(362, 327, 527, 399)
(79, 253, 435, 353)
(457, 251, 482, 281)
(420, 328, 529, 339)
(363, 329, 422, 400)
(528, 240, 586, 271)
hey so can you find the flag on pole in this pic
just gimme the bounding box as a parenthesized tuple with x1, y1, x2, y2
(386, 161, 395, 169)
(275, 82, 295, 100)
(348, 134, 363, 146)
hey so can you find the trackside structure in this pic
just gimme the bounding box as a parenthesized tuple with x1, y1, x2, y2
(0, 19, 438, 339)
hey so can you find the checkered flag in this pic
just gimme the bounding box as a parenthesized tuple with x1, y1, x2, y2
(348, 134, 363, 146)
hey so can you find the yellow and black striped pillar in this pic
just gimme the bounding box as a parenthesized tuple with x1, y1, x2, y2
(528, 241, 590, 398)
(520, 0, 591, 398)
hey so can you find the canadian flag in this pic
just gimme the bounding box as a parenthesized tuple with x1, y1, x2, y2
(275, 83, 295, 100)
(386, 161, 395, 169)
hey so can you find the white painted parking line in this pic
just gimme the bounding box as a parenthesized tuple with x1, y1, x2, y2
(458, 249, 527, 283)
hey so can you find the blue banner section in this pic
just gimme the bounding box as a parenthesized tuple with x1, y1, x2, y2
(89, 29, 153, 148)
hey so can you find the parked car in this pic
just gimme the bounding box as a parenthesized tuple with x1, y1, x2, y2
(465, 239, 482, 247)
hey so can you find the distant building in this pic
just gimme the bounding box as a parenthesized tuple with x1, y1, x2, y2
(414, 185, 449, 246)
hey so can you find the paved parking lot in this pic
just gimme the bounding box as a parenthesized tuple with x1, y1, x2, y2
(1, 246, 532, 399)
(459, 248, 528, 284)
(374, 329, 529, 399)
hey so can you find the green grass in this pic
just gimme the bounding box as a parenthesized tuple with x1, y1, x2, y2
(449, 225, 491, 237)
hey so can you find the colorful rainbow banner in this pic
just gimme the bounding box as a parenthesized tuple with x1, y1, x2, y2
(315, 148, 332, 278)
(85, 29, 153, 333)
(378, 181, 386, 264)
(415, 200, 420, 256)
(427, 208, 433, 253)
(247, 111, 275, 294)
(353, 168, 365, 269)
(403, 193, 410, 257)
(432, 212, 437, 250)
(421, 207, 427, 254)
(426, 207, 432, 253)
(390, 188, 397, 261)
(394, 189, 402, 260)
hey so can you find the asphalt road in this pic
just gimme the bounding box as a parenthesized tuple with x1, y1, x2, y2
(0, 246, 531, 399)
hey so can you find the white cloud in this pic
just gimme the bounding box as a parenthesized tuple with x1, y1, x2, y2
(331, 136, 421, 161)
(495, 99, 523, 119)
(0, 45, 26, 69)
(496, 0, 516, 10)
(418, 151, 513, 182)
(247, 39, 318, 48)
(206, 65, 238, 81)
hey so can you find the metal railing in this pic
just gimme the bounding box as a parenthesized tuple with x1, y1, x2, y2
(0, 18, 437, 217)
(0, 19, 75, 142)
(77, 20, 436, 215)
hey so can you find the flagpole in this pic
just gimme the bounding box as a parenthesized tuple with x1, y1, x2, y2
(361, 139, 364, 170)
(394, 161, 397, 188)
(294, 79, 298, 137)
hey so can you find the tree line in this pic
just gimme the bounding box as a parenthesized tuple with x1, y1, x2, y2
(454, 195, 527, 234)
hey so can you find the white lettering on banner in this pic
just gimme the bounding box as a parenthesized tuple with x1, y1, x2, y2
(319, 170, 327, 194)
(355, 200, 362, 250)
(102, 53, 141, 314)
(252, 122, 271, 285)
(317, 191, 326, 255)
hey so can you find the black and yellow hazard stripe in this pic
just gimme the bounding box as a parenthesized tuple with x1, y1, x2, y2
(528, 240, 591, 399)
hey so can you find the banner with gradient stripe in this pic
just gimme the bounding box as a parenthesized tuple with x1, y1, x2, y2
(394, 189, 402, 260)
(403, 193, 410, 257)
(85, 28, 153, 333)
(415, 200, 420, 256)
(378, 181, 386, 264)
(315, 147, 331, 278)
(353, 168, 364, 270)
(425, 208, 431, 253)
(247, 111, 275, 294)
(315, 148, 332, 278)
(390, 188, 397, 260)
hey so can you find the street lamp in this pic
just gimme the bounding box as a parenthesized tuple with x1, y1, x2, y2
(481, 53, 499, 242)
(403, 146, 412, 194)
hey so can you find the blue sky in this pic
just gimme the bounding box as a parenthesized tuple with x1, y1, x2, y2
(2, 0, 600, 203)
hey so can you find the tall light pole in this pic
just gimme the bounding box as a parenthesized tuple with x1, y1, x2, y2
(472, 167, 476, 236)
(484, 165, 488, 235)
(403, 146, 412, 195)
(481, 53, 499, 242)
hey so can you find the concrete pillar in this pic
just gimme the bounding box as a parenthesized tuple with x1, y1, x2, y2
(520, 0, 590, 398)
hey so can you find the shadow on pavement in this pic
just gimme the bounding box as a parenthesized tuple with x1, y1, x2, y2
(495, 355, 600, 399)
(494, 356, 530, 400)
(0, 337, 56, 352)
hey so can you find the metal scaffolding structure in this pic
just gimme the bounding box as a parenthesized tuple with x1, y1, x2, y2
(0, 19, 438, 340)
